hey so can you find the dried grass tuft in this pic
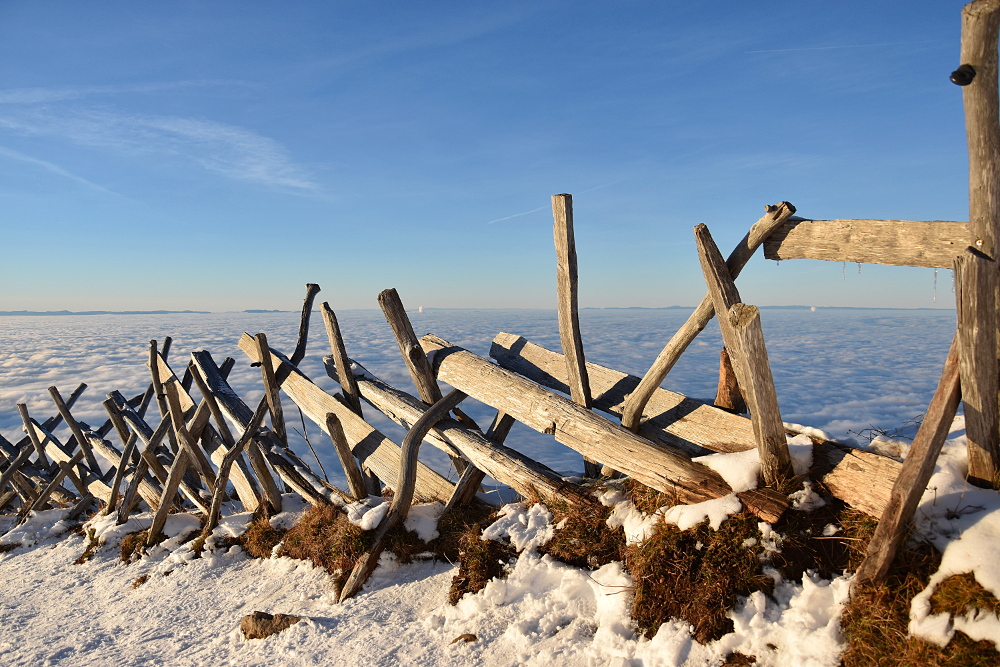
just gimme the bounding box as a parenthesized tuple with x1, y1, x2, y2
(625, 512, 771, 643)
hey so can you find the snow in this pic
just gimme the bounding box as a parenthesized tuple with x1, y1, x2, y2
(692, 436, 813, 493)
(662, 494, 743, 531)
(482, 503, 554, 551)
(404, 501, 446, 542)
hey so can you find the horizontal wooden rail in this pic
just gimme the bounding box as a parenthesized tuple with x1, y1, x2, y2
(421, 334, 788, 522)
(490, 332, 902, 517)
(763, 217, 969, 268)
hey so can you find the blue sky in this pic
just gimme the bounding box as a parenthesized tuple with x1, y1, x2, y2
(0, 1, 973, 311)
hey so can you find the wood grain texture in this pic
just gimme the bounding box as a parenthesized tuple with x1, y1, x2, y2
(490, 332, 901, 517)
(962, 0, 1000, 260)
(290, 283, 321, 366)
(325, 357, 584, 505)
(256, 332, 288, 446)
(422, 334, 787, 522)
(238, 333, 456, 503)
(204, 397, 269, 534)
(321, 302, 364, 418)
(339, 389, 468, 602)
(553, 193, 600, 478)
(855, 335, 961, 585)
(954, 248, 1000, 486)
(763, 218, 969, 268)
(326, 412, 367, 500)
(621, 202, 797, 432)
(378, 288, 442, 404)
(714, 347, 746, 414)
(696, 223, 792, 484)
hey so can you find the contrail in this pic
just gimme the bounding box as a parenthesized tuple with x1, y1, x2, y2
(485, 205, 548, 225)
(748, 40, 939, 54)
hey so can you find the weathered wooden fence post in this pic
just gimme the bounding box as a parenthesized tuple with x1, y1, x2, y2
(955, 0, 1000, 488)
(552, 194, 602, 477)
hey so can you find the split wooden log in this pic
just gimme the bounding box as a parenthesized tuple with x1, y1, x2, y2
(695, 223, 793, 485)
(339, 390, 469, 602)
(146, 382, 198, 547)
(0, 445, 35, 501)
(101, 397, 141, 514)
(17, 403, 51, 466)
(379, 288, 443, 404)
(238, 334, 456, 502)
(321, 302, 364, 418)
(855, 335, 962, 585)
(48, 386, 104, 476)
(421, 334, 787, 521)
(187, 352, 282, 512)
(326, 413, 367, 500)
(954, 248, 1000, 487)
(490, 332, 903, 517)
(203, 398, 269, 535)
(23, 450, 85, 516)
(714, 347, 747, 414)
(552, 194, 601, 478)
(191, 351, 337, 507)
(324, 357, 589, 506)
(0, 435, 70, 505)
(763, 218, 970, 268)
(149, 340, 181, 455)
(621, 202, 797, 433)
(290, 283, 322, 366)
(25, 420, 113, 504)
(160, 351, 268, 512)
(256, 332, 288, 446)
(106, 393, 202, 511)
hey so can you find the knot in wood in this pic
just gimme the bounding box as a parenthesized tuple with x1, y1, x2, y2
(951, 64, 976, 86)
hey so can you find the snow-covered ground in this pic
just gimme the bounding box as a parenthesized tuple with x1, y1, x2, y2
(4, 307, 999, 666)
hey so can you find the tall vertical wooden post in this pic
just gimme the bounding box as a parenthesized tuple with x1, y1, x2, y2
(552, 193, 600, 477)
(958, 0, 1000, 487)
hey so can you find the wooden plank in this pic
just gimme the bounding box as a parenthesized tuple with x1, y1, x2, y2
(621, 202, 797, 432)
(855, 335, 961, 585)
(763, 218, 969, 268)
(490, 332, 902, 517)
(421, 334, 787, 521)
(25, 450, 85, 514)
(325, 357, 588, 506)
(695, 223, 792, 485)
(552, 193, 600, 478)
(48, 386, 103, 475)
(954, 248, 1000, 486)
(238, 333, 456, 503)
(17, 403, 50, 466)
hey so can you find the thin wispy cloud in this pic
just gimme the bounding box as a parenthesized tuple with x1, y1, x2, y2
(0, 81, 249, 105)
(0, 144, 111, 193)
(0, 107, 315, 190)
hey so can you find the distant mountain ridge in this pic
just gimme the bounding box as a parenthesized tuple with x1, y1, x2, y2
(0, 310, 211, 316)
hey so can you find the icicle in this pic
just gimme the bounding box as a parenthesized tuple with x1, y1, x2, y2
(857, 262, 862, 274)
(933, 268, 938, 303)
(843, 261, 846, 280)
